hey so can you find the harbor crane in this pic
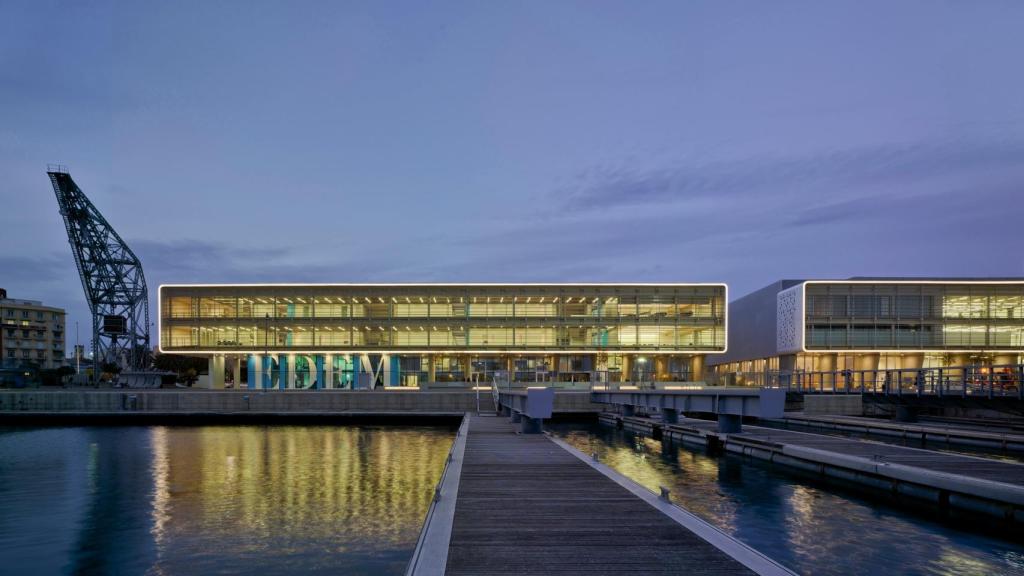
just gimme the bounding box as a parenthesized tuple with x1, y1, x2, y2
(47, 166, 153, 385)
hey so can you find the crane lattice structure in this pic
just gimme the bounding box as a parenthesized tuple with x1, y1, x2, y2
(47, 166, 151, 383)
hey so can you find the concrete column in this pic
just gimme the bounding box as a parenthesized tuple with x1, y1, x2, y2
(426, 354, 436, 383)
(690, 355, 705, 382)
(460, 356, 472, 381)
(779, 354, 797, 388)
(621, 355, 632, 383)
(718, 414, 742, 433)
(661, 408, 679, 424)
(324, 354, 334, 389)
(900, 353, 924, 371)
(895, 406, 918, 423)
(817, 353, 838, 390)
(855, 353, 880, 390)
(520, 416, 542, 434)
(210, 354, 225, 389)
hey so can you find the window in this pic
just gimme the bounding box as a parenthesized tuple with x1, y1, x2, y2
(21, 311, 28, 319)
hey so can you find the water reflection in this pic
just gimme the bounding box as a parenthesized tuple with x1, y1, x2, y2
(550, 423, 1024, 576)
(0, 425, 453, 576)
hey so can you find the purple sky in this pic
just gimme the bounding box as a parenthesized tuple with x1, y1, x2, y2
(2, 1, 1023, 344)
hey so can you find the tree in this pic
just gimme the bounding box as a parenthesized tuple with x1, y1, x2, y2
(153, 353, 206, 385)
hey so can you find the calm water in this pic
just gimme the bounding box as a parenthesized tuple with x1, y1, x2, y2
(0, 425, 454, 576)
(550, 422, 1024, 576)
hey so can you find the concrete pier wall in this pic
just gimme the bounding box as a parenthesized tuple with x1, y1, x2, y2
(803, 394, 863, 416)
(0, 390, 601, 416)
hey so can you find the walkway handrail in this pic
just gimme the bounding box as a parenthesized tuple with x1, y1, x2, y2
(723, 363, 1023, 398)
(405, 414, 470, 576)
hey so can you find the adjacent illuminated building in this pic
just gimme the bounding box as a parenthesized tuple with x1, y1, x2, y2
(710, 279, 1024, 383)
(159, 283, 727, 388)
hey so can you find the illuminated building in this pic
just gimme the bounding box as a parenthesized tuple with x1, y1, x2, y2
(0, 287, 66, 371)
(158, 283, 727, 388)
(709, 279, 1024, 384)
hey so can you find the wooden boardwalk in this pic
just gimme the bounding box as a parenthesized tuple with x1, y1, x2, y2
(444, 416, 755, 576)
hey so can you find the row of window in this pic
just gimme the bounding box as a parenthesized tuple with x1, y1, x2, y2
(164, 325, 725, 349)
(163, 296, 722, 320)
(1, 341, 60, 350)
(805, 294, 1024, 319)
(4, 329, 53, 338)
(1, 309, 63, 321)
(806, 324, 1024, 348)
(5, 349, 53, 359)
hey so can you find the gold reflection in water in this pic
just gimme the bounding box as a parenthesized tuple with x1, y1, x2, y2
(145, 425, 451, 568)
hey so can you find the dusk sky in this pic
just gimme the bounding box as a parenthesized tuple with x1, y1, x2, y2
(2, 1, 1023, 344)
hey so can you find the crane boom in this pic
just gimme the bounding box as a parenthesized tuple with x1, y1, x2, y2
(47, 166, 151, 383)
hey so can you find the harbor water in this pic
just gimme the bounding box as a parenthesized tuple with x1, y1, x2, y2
(0, 425, 454, 576)
(549, 421, 1024, 576)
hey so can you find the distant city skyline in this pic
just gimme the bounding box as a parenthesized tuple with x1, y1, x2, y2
(2, 0, 1023, 344)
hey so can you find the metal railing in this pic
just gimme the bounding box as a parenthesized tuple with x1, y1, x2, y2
(736, 363, 1024, 398)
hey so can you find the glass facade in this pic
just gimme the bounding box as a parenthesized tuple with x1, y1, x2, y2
(804, 282, 1024, 351)
(159, 284, 726, 387)
(160, 284, 726, 353)
(708, 280, 1024, 386)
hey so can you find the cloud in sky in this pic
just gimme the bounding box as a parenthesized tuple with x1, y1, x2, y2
(1, 0, 1024, 342)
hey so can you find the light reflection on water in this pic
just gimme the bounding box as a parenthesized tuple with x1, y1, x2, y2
(549, 422, 1024, 576)
(0, 425, 453, 576)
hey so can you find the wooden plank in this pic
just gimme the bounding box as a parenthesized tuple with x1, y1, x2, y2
(445, 416, 755, 576)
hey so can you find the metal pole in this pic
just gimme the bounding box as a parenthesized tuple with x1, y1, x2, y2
(264, 313, 269, 391)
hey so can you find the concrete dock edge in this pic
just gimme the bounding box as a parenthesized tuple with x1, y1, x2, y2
(405, 413, 470, 576)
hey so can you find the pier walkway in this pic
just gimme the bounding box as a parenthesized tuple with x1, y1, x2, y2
(773, 413, 1024, 453)
(438, 415, 788, 576)
(608, 413, 1024, 522)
